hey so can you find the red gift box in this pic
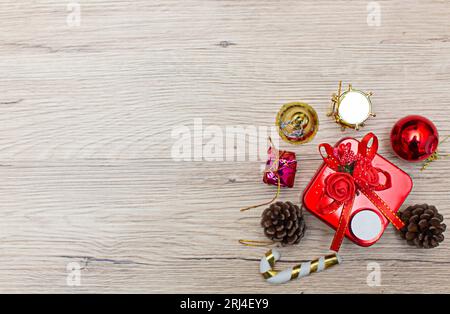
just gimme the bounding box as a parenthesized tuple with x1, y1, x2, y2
(302, 133, 413, 251)
(262, 145, 297, 188)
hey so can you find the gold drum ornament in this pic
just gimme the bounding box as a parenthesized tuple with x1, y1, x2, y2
(328, 81, 376, 130)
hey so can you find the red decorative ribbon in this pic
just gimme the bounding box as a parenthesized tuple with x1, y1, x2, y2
(318, 133, 405, 252)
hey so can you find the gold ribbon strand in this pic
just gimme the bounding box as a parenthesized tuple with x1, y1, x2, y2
(238, 137, 282, 247)
(238, 239, 275, 247)
(240, 137, 281, 212)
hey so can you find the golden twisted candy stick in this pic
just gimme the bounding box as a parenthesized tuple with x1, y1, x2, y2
(259, 249, 342, 284)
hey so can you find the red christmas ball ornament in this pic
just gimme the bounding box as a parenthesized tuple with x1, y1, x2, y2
(390, 115, 439, 162)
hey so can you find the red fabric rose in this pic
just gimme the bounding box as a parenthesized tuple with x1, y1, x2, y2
(325, 172, 356, 203)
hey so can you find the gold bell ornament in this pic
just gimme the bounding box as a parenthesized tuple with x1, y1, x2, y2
(276, 102, 319, 145)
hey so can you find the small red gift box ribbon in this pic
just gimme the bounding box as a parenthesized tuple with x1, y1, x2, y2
(318, 133, 405, 252)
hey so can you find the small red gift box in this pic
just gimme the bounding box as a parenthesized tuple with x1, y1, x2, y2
(302, 133, 413, 251)
(262, 145, 297, 188)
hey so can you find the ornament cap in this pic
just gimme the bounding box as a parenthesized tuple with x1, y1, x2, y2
(421, 135, 449, 170)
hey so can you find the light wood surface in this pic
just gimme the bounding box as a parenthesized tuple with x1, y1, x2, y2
(0, 0, 449, 293)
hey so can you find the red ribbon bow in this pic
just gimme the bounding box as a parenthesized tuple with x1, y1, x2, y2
(318, 133, 405, 252)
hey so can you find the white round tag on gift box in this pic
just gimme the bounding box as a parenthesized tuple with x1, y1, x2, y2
(350, 209, 383, 241)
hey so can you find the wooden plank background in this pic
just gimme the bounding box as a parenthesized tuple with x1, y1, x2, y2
(0, 0, 449, 293)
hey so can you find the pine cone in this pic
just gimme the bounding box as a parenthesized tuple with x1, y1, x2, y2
(261, 201, 306, 245)
(398, 204, 446, 248)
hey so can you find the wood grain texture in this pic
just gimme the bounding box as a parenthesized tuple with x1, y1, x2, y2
(0, 0, 449, 293)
